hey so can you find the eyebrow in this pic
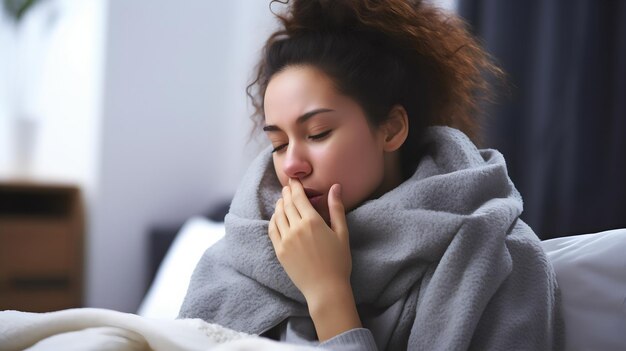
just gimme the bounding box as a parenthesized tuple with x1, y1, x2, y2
(262, 108, 335, 132)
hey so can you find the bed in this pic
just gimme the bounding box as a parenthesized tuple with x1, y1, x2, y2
(1, 215, 625, 350)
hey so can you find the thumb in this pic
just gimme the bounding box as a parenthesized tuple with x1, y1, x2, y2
(328, 184, 348, 237)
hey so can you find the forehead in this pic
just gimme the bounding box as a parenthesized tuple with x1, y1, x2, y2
(263, 66, 341, 122)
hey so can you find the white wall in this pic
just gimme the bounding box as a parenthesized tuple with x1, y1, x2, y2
(430, 0, 458, 12)
(89, 0, 277, 312)
(0, 10, 16, 175)
(0, 0, 104, 184)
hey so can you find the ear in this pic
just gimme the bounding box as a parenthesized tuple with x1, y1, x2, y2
(381, 105, 409, 152)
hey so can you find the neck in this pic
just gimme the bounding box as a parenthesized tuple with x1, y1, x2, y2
(372, 151, 405, 199)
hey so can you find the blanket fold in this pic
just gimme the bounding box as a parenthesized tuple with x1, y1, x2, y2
(0, 308, 245, 351)
(0, 308, 323, 351)
(179, 126, 561, 350)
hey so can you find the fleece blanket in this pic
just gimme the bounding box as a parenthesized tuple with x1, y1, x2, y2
(180, 126, 561, 350)
(0, 308, 320, 351)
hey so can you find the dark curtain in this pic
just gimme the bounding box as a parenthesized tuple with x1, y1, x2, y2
(457, 0, 626, 239)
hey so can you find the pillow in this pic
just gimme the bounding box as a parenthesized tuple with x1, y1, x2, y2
(540, 228, 626, 351)
(138, 217, 226, 319)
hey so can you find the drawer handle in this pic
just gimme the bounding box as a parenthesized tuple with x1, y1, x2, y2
(10, 276, 70, 290)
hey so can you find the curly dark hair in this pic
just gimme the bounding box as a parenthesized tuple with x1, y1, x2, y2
(247, 0, 503, 177)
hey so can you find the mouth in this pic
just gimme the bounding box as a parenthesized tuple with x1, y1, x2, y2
(304, 188, 324, 207)
(304, 188, 322, 198)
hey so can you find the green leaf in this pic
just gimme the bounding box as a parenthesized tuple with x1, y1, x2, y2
(3, 0, 43, 22)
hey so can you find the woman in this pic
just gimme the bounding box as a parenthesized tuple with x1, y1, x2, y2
(179, 1, 562, 350)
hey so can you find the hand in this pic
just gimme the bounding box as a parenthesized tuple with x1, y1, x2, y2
(268, 178, 352, 300)
(268, 179, 362, 340)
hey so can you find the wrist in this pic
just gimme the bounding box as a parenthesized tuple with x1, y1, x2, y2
(306, 283, 362, 342)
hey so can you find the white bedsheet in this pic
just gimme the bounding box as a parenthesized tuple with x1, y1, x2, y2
(0, 308, 318, 351)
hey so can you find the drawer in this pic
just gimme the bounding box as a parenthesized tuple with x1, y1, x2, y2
(0, 182, 83, 312)
(0, 220, 75, 274)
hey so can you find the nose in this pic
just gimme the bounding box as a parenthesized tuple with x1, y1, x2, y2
(282, 143, 312, 179)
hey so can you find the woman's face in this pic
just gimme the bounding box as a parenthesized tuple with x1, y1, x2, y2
(263, 65, 388, 222)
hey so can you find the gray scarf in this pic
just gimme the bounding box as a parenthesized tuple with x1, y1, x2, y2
(179, 126, 561, 350)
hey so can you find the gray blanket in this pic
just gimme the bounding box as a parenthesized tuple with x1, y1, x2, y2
(179, 126, 562, 350)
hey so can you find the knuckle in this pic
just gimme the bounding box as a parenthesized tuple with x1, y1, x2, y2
(290, 190, 301, 202)
(281, 236, 296, 251)
(301, 216, 318, 230)
(294, 187, 306, 200)
(291, 224, 305, 236)
(332, 200, 344, 210)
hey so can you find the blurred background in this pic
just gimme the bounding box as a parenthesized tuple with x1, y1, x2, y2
(0, 0, 624, 314)
(0, 0, 277, 314)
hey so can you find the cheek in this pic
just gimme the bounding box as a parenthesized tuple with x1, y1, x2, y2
(317, 136, 385, 210)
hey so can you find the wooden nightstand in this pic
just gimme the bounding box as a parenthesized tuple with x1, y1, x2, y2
(0, 182, 84, 312)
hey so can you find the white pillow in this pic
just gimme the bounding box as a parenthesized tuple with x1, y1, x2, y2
(137, 217, 226, 319)
(540, 228, 626, 351)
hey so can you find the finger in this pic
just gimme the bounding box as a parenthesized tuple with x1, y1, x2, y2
(282, 185, 301, 224)
(268, 214, 281, 248)
(288, 178, 317, 217)
(328, 184, 349, 240)
(274, 198, 290, 235)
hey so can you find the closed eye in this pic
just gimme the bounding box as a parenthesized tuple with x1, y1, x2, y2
(271, 130, 331, 153)
(309, 130, 332, 140)
(271, 144, 287, 153)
